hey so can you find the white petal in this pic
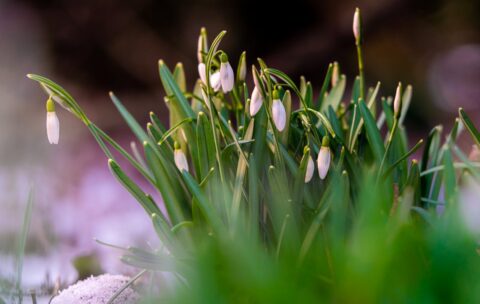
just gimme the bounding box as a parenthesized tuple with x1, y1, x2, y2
(197, 35, 203, 63)
(272, 99, 286, 131)
(249, 87, 263, 116)
(393, 83, 401, 115)
(198, 63, 207, 84)
(210, 71, 221, 92)
(220, 62, 234, 93)
(46, 112, 60, 144)
(174, 149, 189, 172)
(305, 155, 315, 183)
(317, 147, 331, 180)
(353, 9, 360, 41)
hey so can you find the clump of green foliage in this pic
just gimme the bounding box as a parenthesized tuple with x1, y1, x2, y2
(28, 8, 480, 303)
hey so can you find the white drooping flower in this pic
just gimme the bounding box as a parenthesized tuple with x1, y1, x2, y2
(393, 82, 402, 116)
(305, 154, 315, 183)
(317, 137, 331, 180)
(198, 63, 207, 84)
(46, 97, 59, 144)
(198, 63, 222, 92)
(353, 8, 361, 43)
(249, 86, 263, 116)
(210, 70, 222, 92)
(174, 143, 189, 172)
(271, 90, 286, 131)
(219, 53, 234, 93)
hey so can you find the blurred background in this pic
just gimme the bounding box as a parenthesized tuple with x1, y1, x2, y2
(0, 0, 479, 298)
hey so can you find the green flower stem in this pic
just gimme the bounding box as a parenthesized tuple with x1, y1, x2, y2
(356, 43, 365, 100)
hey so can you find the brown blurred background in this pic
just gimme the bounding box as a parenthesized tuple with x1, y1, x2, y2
(0, 0, 479, 293)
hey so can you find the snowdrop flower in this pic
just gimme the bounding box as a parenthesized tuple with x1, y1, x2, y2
(271, 90, 286, 131)
(46, 97, 60, 144)
(249, 86, 263, 116)
(198, 63, 221, 92)
(198, 63, 207, 84)
(305, 154, 315, 183)
(317, 136, 331, 180)
(210, 70, 222, 92)
(174, 142, 189, 172)
(353, 8, 362, 44)
(219, 53, 234, 93)
(393, 82, 402, 117)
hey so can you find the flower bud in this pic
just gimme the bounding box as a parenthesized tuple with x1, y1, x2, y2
(198, 63, 207, 85)
(174, 142, 189, 172)
(317, 137, 331, 180)
(237, 51, 247, 82)
(249, 86, 263, 116)
(393, 82, 402, 117)
(219, 53, 234, 93)
(46, 97, 59, 144)
(271, 90, 286, 131)
(305, 154, 315, 183)
(353, 8, 362, 44)
(197, 27, 208, 63)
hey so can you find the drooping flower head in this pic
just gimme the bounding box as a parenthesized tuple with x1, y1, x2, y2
(317, 136, 331, 180)
(305, 151, 315, 183)
(219, 52, 234, 93)
(271, 89, 286, 132)
(174, 141, 189, 172)
(250, 86, 263, 116)
(46, 97, 60, 145)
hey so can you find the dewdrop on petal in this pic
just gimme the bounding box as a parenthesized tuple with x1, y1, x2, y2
(219, 52, 234, 93)
(317, 136, 331, 180)
(393, 82, 402, 117)
(46, 97, 60, 144)
(249, 86, 263, 116)
(174, 142, 189, 172)
(305, 154, 315, 183)
(271, 89, 286, 131)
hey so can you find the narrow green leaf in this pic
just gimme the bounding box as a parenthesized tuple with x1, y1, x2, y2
(358, 99, 385, 162)
(317, 63, 333, 109)
(307, 108, 336, 139)
(321, 74, 346, 113)
(181, 171, 223, 230)
(459, 108, 480, 147)
(143, 143, 186, 224)
(173, 62, 186, 92)
(158, 61, 195, 119)
(110, 92, 150, 143)
(108, 159, 160, 215)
